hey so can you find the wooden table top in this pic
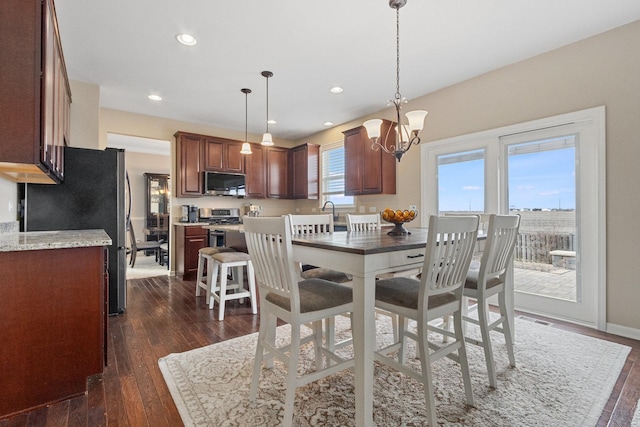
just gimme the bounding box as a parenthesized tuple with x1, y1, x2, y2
(291, 227, 430, 255)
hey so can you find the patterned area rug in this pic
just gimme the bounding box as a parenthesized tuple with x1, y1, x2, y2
(159, 316, 630, 426)
(632, 404, 640, 427)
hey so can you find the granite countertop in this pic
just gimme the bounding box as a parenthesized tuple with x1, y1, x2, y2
(0, 229, 112, 252)
(204, 224, 244, 232)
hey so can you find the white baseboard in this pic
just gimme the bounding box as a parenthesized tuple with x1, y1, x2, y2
(606, 323, 640, 341)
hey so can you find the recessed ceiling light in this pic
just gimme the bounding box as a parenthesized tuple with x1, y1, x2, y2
(175, 33, 197, 46)
(323, 121, 334, 126)
(147, 94, 162, 101)
(267, 119, 277, 125)
(330, 86, 343, 94)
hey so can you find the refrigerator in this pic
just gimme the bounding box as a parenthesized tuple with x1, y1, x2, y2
(23, 146, 127, 315)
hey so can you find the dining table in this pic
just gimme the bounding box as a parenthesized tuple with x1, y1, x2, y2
(291, 226, 495, 426)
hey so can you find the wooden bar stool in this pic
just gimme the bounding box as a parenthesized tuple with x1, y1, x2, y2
(209, 251, 258, 321)
(195, 247, 236, 301)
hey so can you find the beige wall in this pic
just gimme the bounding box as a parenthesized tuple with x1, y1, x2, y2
(69, 80, 100, 149)
(298, 20, 640, 332)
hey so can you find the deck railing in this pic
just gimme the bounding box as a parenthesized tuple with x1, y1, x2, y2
(514, 232, 575, 264)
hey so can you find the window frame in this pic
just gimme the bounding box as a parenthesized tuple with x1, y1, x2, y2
(319, 141, 355, 208)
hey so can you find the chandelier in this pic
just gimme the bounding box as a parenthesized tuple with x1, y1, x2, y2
(363, 0, 427, 162)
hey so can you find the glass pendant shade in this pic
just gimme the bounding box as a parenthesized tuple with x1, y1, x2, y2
(405, 110, 428, 132)
(240, 142, 252, 154)
(363, 119, 383, 140)
(261, 132, 274, 146)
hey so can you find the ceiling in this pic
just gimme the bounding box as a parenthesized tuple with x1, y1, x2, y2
(55, 0, 640, 142)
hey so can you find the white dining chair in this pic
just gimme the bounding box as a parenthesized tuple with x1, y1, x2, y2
(287, 214, 351, 283)
(462, 214, 520, 388)
(244, 216, 354, 427)
(345, 213, 381, 231)
(374, 215, 478, 426)
(288, 214, 354, 352)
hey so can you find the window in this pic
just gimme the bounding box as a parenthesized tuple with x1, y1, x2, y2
(320, 142, 354, 207)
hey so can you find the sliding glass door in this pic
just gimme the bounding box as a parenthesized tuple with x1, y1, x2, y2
(422, 107, 606, 328)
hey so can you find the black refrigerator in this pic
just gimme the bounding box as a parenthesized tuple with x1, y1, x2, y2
(23, 146, 127, 315)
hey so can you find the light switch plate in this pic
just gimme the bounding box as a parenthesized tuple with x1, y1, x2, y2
(369, 207, 377, 213)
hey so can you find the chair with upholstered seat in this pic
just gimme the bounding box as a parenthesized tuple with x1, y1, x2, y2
(287, 214, 352, 284)
(195, 246, 236, 302)
(462, 214, 520, 388)
(374, 215, 478, 426)
(345, 213, 381, 231)
(244, 216, 354, 427)
(208, 250, 258, 320)
(127, 221, 162, 268)
(288, 214, 353, 351)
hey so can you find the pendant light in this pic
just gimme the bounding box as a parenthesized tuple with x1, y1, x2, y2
(363, 0, 427, 162)
(240, 88, 252, 154)
(260, 71, 275, 146)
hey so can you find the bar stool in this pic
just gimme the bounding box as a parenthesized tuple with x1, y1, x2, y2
(209, 251, 258, 321)
(195, 247, 236, 301)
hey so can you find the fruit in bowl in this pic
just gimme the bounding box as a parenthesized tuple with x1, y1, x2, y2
(382, 208, 418, 235)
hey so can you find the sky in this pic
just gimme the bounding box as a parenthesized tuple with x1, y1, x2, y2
(438, 146, 576, 211)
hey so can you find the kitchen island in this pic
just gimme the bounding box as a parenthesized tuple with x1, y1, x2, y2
(0, 228, 111, 419)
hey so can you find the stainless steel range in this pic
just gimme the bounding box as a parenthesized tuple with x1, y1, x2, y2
(199, 208, 242, 247)
(198, 208, 242, 225)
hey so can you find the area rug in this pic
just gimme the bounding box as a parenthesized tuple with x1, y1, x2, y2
(126, 254, 168, 279)
(632, 404, 640, 427)
(159, 316, 630, 426)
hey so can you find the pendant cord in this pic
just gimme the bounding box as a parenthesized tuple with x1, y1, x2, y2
(245, 92, 248, 143)
(265, 75, 270, 133)
(395, 6, 401, 102)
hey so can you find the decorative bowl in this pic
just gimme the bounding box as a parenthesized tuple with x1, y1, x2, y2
(381, 208, 418, 236)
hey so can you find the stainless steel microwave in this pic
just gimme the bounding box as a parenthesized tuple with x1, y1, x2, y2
(203, 172, 246, 197)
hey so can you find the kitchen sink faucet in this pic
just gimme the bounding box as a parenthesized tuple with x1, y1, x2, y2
(321, 200, 339, 222)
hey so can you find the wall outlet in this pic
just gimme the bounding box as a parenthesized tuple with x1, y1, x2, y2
(369, 206, 377, 213)
(409, 205, 417, 211)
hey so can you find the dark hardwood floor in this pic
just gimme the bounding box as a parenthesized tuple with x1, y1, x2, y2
(1, 274, 639, 426)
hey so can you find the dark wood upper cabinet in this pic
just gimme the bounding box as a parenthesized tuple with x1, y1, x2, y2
(266, 147, 289, 199)
(175, 132, 203, 197)
(289, 143, 319, 199)
(343, 120, 396, 196)
(203, 136, 244, 173)
(244, 143, 267, 199)
(0, 0, 71, 183)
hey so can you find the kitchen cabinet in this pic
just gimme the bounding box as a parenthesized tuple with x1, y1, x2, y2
(203, 136, 245, 173)
(0, 0, 71, 184)
(175, 225, 208, 280)
(0, 242, 106, 418)
(289, 143, 319, 199)
(267, 146, 289, 199)
(343, 120, 396, 196)
(175, 131, 203, 197)
(175, 131, 246, 197)
(245, 143, 267, 199)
